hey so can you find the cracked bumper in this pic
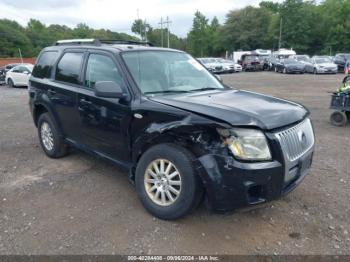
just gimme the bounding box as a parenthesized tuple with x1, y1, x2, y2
(196, 150, 313, 212)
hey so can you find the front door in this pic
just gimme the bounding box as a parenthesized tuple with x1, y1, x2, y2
(76, 52, 132, 163)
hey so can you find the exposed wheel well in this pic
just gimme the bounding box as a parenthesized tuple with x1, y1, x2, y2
(134, 134, 203, 165)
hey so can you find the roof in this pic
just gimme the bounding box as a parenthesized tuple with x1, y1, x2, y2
(46, 38, 182, 54)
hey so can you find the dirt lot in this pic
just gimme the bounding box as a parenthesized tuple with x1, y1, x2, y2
(0, 72, 349, 255)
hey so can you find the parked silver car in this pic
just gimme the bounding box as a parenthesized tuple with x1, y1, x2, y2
(305, 56, 338, 74)
(197, 58, 224, 74)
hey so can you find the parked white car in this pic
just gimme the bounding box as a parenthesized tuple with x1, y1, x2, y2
(5, 64, 34, 87)
(197, 58, 224, 74)
(215, 58, 242, 73)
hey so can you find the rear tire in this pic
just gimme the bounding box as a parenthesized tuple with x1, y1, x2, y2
(37, 113, 68, 158)
(330, 111, 348, 126)
(135, 143, 203, 220)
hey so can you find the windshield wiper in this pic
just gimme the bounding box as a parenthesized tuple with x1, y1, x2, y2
(144, 90, 190, 95)
(188, 87, 223, 92)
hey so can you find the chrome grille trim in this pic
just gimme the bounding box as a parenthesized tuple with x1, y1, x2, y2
(274, 118, 315, 162)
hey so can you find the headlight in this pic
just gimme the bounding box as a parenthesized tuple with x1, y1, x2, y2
(217, 128, 272, 161)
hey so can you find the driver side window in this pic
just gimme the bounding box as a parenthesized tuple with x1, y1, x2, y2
(85, 54, 122, 89)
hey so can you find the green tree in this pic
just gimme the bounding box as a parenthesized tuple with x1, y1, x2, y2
(278, 0, 318, 53)
(131, 19, 151, 41)
(221, 6, 272, 52)
(0, 19, 34, 57)
(187, 11, 210, 57)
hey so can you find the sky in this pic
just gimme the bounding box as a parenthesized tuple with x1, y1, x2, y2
(0, 0, 279, 37)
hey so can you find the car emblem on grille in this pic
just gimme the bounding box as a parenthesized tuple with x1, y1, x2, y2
(298, 130, 307, 147)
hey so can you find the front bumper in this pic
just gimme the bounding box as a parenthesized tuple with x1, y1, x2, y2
(317, 68, 337, 74)
(198, 149, 313, 212)
(286, 67, 305, 73)
(196, 120, 315, 212)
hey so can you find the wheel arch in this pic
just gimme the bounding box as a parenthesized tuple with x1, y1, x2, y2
(33, 103, 63, 136)
(130, 119, 229, 188)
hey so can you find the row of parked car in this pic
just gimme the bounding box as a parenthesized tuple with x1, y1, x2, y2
(272, 55, 338, 74)
(0, 63, 34, 87)
(197, 58, 242, 74)
(197, 53, 348, 75)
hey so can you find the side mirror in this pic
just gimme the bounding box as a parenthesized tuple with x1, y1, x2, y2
(23, 71, 29, 75)
(215, 74, 223, 83)
(94, 81, 125, 99)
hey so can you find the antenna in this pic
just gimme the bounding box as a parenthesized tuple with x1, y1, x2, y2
(18, 48, 23, 64)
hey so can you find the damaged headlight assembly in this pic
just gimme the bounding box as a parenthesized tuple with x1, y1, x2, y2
(217, 128, 271, 161)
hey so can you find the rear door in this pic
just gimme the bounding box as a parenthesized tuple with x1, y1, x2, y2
(76, 51, 132, 162)
(51, 50, 86, 141)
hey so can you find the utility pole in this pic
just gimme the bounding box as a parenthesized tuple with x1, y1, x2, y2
(278, 17, 282, 50)
(200, 23, 203, 57)
(164, 16, 172, 48)
(159, 17, 164, 47)
(144, 19, 148, 42)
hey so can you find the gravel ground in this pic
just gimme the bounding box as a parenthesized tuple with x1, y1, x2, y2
(0, 72, 349, 255)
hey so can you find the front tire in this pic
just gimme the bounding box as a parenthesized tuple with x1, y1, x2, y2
(8, 78, 14, 88)
(135, 144, 203, 220)
(38, 113, 68, 158)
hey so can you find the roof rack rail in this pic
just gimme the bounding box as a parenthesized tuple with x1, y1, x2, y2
(54, 38, 154, 47)
(99, 39, 154, 46)
(54, 39, 100, 46)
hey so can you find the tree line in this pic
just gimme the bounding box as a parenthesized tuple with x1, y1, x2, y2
(0, 0, 349, 58)
(0, 19, 137, 58)
(185, 0, 350, 57)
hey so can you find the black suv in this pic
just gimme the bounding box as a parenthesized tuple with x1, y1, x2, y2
(29, 39, 315, 220)
(334, 53, 350, 72)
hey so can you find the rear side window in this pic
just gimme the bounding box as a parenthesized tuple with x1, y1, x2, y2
(32, 51, 58, 79)
(85, 54, 122, 89)
(55, 52, 84, 85)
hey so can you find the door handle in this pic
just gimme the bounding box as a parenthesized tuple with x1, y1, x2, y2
(48, 89, 56, 95)
(80, 98, 92, 105)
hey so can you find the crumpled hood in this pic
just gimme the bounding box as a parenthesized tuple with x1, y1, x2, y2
(150, 90, 308, 130)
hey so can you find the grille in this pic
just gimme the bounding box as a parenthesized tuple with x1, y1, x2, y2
(275, 118, 314, 162)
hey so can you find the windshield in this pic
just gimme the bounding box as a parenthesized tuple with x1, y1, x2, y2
(315, 58, 331, 63)
(296, 56, 309, 62)
(339, 54, 350, 60)
(122, 51, 225, 95)
(284, 59, 297, 64)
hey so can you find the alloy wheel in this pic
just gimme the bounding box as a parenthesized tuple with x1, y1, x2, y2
(40, 122, 54, 151)
(144, 159, 182, 206)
